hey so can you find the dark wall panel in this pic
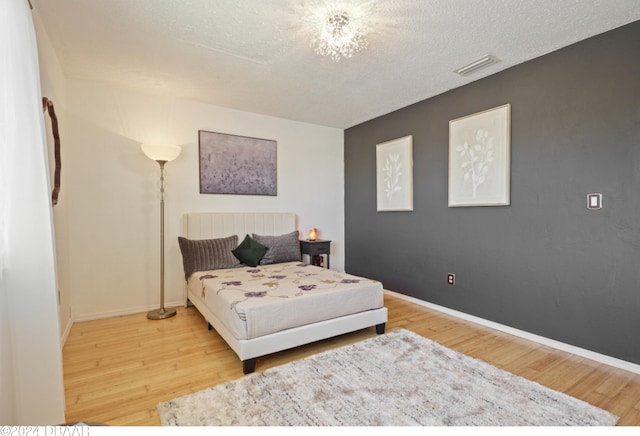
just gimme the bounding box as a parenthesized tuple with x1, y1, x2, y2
(344, 21, 640, 363)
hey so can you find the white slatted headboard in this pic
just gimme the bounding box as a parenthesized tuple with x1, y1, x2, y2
(183, 212, 297, 241)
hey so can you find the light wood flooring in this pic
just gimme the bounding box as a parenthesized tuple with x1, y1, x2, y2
(62, 292, 640, 425)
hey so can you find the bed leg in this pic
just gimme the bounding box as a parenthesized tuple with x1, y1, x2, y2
(375, 323, 386, 334)
(207, 322, 213, 331)
(243, 359, 257, 374)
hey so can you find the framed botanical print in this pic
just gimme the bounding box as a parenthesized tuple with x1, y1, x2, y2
(376, 135, 413, 212)
(449, 104, 511, 207)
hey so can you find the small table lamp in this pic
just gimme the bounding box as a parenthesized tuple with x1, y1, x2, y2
(308, 228, 318, 241)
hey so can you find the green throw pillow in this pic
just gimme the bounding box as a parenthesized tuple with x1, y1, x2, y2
(232, 235, 269, 267)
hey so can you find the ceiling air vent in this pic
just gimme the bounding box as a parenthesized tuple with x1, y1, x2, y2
(454, 55, 498, 76)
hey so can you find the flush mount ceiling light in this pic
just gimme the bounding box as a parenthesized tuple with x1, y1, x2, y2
(312, 11, 368, 61)
(454, 55, 499, 76)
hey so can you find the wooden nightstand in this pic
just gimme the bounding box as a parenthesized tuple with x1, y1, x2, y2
(300, 239, 331, 269)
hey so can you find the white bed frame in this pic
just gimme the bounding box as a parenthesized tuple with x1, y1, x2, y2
(182, 212, 388, 373)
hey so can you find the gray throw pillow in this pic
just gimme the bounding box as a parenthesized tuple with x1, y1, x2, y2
(252, 231, 301, 265)
(177, 235, 241, 280)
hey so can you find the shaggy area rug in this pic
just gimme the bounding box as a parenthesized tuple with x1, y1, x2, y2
(157, 329, 618, 426)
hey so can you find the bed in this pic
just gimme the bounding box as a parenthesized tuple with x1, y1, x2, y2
(179, 212, 387, 374)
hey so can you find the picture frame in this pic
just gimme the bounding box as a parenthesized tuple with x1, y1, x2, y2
(376, 135, 413, 212)
(199, 130, 277, 196)
(448, 104, 511, 207)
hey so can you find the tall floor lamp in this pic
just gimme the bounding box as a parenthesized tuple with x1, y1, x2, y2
(141, 143, 182, 320)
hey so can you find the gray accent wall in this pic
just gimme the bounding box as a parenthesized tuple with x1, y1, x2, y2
(344, 21, 640, 364)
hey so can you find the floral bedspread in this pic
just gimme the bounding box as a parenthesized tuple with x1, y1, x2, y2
(188, 262, 384, 340)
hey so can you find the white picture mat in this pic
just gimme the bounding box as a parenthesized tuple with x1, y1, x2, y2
(376, 135, 413, 211)
(449, 104, 511, 207)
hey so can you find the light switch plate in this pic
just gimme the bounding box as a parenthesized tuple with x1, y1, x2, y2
(587, 193, 602, 210)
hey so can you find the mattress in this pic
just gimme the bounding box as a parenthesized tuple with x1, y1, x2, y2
(187, 262, 384, 340)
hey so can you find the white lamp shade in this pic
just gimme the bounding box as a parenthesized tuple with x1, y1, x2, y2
(141, 143, 182, 162)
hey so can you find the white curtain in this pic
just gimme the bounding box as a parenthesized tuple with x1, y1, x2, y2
(0, 0, 65, 425)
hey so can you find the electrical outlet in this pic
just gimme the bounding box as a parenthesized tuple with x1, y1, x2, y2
(447, 273, 455, 286)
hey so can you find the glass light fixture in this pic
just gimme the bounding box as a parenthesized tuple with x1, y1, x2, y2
(312, 11, 368, 61)
(141, 143, 182, 162)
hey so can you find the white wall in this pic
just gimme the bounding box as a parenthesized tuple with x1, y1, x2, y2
(32, 6, 72, 342)
(63, 80, 345, 320)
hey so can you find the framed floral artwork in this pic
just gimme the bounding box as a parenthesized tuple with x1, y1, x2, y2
(449, 104, 511, 207)
(376, 135, 413, 212)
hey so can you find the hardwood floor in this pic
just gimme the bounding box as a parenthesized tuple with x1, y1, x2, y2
(62, 292, 640, 425)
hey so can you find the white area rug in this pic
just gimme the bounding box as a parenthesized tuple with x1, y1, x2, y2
(157, 329, 619, 426)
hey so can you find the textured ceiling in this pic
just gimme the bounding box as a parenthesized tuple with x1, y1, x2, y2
(32, 0, 640, 128)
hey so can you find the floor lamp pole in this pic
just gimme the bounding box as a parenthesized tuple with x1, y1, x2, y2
(147, 160, 176, 320)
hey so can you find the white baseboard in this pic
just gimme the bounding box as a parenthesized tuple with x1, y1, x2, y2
(72, 300, 185, 322)
(60, 317, 73, 348)
(385, 290, 640, 375)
